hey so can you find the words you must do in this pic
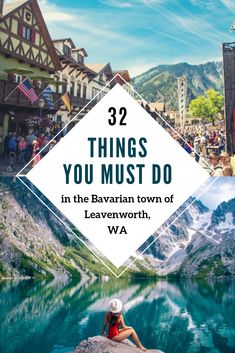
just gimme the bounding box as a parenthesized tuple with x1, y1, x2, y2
(63, 137, 173, 185)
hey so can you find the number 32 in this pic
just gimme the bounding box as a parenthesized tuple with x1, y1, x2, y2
(108, 107, 127, 126)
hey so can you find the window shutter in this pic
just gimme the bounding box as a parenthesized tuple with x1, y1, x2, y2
(18, 22, 23, 36)
(31, 29, 36, 43)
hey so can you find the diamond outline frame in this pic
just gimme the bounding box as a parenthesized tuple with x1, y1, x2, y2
(16, 74, 220, 277)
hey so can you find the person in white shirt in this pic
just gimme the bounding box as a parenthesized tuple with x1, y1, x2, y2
(209, 153, 223, 176)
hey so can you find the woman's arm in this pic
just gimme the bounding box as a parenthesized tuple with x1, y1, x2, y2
(102, 313, 109, 336)
(120, 315, 131, 330)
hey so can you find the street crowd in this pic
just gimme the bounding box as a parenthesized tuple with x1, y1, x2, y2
(2, 123, 61, 169)
(1, 121, 234, 176)
(167, 123, 234, 176)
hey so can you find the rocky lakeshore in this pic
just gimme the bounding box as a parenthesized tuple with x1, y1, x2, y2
(73, 336, 163, 353)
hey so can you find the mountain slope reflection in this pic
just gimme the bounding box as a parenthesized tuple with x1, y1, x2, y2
(0, 278, 234, 353)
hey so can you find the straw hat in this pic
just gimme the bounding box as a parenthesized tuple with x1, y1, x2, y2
(109, 299, 123, 313)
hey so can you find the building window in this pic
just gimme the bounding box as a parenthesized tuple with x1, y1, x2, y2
(99, 74, 105, 84)
(62, 79, 67, 94)
(92, 87, 96, 99)
(32, 80, 42, 89)
(70, 82, 75, 96)
(77, 82, 81, 97)
(13, 74, 22, 84)
(56, 116, 62, 123)
(77, 54, 84, 64)
(82, 84, 87, 99)
(97, 89, 102, 101)
(63, 45, 71, 56)
(18, 23, 35, 43)
(23, 25, 31, 40)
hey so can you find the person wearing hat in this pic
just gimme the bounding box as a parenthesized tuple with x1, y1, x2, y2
(102, 298, 146, 351)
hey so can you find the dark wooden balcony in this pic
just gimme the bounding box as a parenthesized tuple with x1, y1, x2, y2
(0, 80, 95, 112)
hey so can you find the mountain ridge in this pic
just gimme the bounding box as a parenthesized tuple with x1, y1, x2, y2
(148, 196, 235, 277)
(0, 178, 234, 279)
(133, 61, 223, 110)
(0, 178, 156, 279)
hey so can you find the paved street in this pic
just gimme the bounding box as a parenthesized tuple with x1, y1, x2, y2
(0, 159, 30, 176)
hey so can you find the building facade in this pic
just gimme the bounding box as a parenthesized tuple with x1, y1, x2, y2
(113, 70, 134, 96)
(0, 0, 133, 152)
(223, 42, 235, 154)
(0, 0, 61, 150)
(167, 110, 201, 127)
(52, 38, 114, 128)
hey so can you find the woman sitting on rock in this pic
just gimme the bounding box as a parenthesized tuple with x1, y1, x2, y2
(102, 298, 146, 351)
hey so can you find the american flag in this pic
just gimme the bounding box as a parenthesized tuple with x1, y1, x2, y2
(17, 78, 38, 103)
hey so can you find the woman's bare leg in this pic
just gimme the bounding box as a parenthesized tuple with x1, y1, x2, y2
(112, 328, 146, 351)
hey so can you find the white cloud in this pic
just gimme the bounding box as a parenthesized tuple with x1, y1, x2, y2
(160, 9, 234, 46)
(101, 0, 133, 8)
(38, 0, 138, 43)
(220, 0, 235, 11)
(43, 12, 73, 22)
(138, 0, 163, 4)
(189, 0, 217, 10)
(5, 0, 230, 77)
(36, 0, 148, 72)
(128, 62, 156, 77)
(101, 0, 164, 8)
(198, 178, 235, 209)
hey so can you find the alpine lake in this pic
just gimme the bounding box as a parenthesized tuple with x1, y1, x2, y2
(0, 278, 234, 353)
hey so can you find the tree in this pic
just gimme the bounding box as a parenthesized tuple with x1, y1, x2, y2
(189, 89, 224, 125)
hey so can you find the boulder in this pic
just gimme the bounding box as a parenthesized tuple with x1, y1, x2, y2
(74, 336, 163, 353)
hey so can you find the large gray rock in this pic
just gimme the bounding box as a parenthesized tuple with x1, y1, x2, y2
(74, 336, 163, 353)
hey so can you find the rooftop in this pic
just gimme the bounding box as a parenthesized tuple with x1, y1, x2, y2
(113, 70, 132, 82)
(53, 38, 76, 49)
(149, 102, 165, 112)
(2, 0, 27, 16)
(86, 63, 107, 73)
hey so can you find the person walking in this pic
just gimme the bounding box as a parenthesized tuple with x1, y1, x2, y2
(194, 137, 201, 163)
(18, 137, 27, 164)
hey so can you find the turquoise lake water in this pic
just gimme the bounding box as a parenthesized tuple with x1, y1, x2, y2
(0, 278, 234, 353)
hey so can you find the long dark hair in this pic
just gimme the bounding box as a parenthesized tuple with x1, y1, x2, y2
(110, 312, 120, 326)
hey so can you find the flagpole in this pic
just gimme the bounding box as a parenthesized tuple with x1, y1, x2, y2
(4, 76, 28, 102)
(54, 94, 63, 107)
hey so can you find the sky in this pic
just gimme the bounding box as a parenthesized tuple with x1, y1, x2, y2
(194, 177, 235, 209)
(33, 0, 235, 76)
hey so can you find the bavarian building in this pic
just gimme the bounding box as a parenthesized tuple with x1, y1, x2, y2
(52, 38, 114, 128)
(0, 0, 61, 151)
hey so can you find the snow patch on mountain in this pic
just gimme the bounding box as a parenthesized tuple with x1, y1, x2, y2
(147, 197, 235, 277)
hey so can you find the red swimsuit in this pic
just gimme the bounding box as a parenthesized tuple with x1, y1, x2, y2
(108, 320, 120, 339)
